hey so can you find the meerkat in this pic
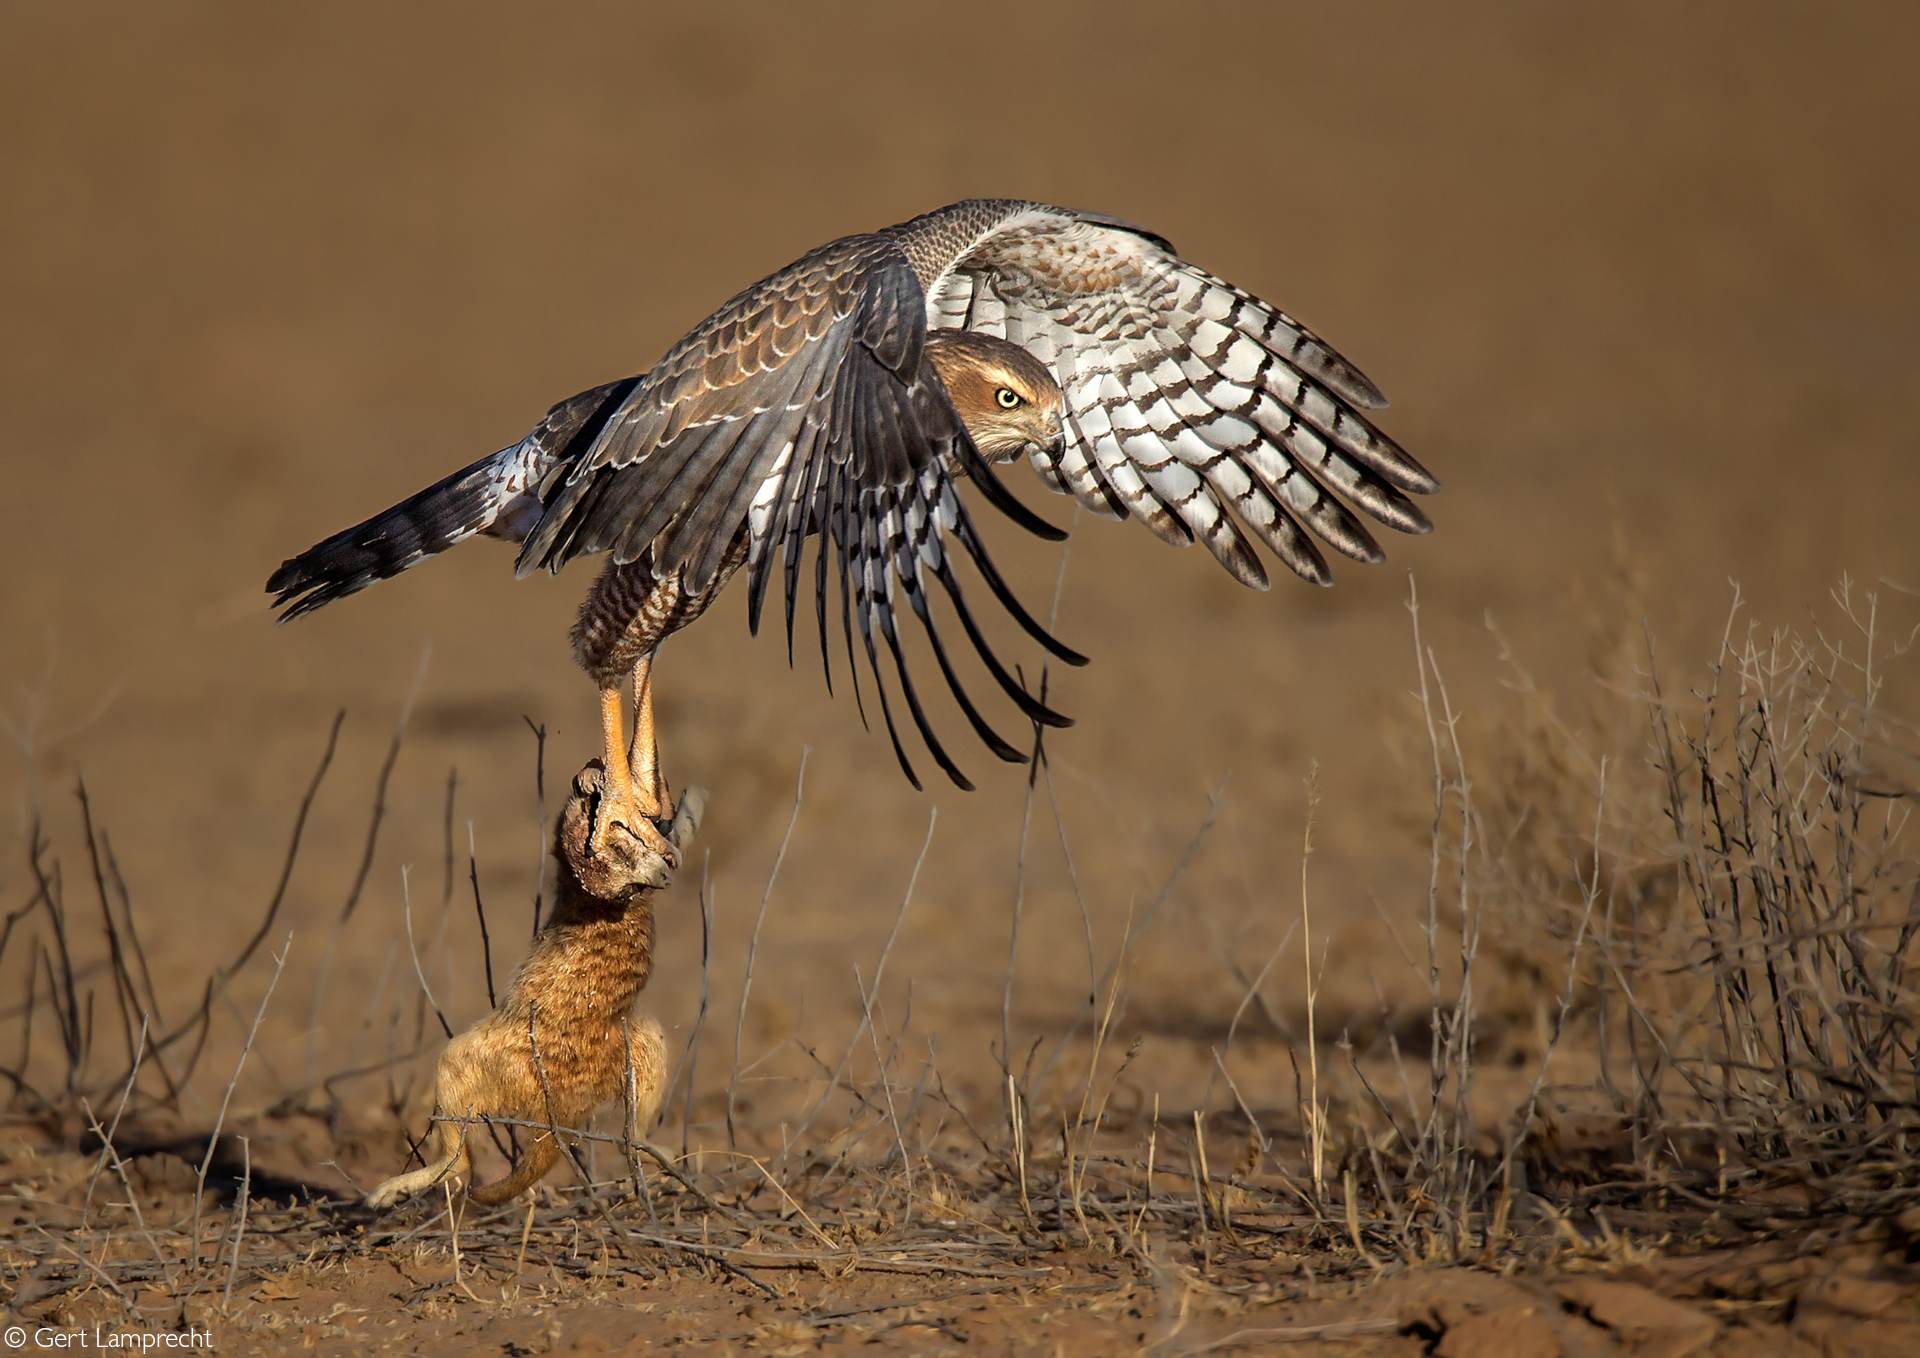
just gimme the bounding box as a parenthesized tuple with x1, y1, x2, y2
(365, 762, 704, 1208)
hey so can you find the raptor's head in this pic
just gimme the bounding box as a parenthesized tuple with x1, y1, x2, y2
(925, 330, 1065, 463)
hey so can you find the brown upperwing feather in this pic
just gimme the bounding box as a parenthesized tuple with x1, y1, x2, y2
(513, 225, 1078, 792)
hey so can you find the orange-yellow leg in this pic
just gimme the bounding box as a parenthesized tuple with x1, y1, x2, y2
(594, 682, 672, 858)
(628, 654, 671, 820)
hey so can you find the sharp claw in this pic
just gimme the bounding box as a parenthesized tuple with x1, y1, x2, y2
(588, 788, 678, 867)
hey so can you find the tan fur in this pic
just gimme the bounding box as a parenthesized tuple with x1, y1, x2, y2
(365, 762, 703, 1208)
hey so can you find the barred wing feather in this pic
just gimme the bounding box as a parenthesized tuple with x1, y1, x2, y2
(927, 207, 1436, 591)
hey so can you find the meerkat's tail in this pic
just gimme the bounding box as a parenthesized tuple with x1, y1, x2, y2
(468, 1134, 566, 1205)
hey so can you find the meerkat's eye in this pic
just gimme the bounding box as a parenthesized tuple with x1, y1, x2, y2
(994, 386, 1023, 409)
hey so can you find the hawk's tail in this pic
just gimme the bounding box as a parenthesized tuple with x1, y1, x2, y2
(267, 377, 641, 622)
(266, 447, 533, 622)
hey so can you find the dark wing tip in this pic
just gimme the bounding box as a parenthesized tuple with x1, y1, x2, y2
(961, 440, 1069, 542)
(1350, 377, 1389, 410)
(1052, 637, 1091, 668)
(1385, 451, 1441, 496)
(1027, 509, 1071, 544)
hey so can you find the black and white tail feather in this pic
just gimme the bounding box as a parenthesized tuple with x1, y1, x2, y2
(267, 379, 637, 621)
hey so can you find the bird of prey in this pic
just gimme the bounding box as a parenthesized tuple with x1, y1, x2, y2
(268, 198, 1436, 858)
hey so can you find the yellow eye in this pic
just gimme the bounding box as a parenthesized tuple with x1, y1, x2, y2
(994, 386, 1023, 409)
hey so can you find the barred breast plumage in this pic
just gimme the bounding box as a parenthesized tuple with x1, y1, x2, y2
(570, 534, 751, 691)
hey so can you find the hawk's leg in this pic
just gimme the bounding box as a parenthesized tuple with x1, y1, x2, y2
(594, 684, 675, 862)
(628, 653, 673, 824)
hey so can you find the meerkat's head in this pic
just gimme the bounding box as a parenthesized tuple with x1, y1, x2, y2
(924, 331, 1065, 463)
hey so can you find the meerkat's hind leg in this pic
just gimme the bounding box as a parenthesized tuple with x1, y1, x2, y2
(365, 1025, 498, 1208)
(621, 1016, 670, 1143)
(363, 1152, 462, 1208)
(365, 1117, 471, 1208)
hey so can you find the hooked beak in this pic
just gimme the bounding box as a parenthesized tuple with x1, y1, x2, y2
(1026, 432, 1067, 461)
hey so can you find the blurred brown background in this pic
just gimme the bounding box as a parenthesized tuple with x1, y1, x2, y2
(2, 2, 1916, 1111)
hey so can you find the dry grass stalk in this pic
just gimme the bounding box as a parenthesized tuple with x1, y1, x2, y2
(1300, 760, 1326, 1201)
(220, 1135, 250, 1312)
(190, 932, 291, 1272)
(4, 576, 1915, 1333)
(729, 748, 807, 1150)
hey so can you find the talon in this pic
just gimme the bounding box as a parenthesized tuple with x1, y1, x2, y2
(590, 797, 676, 865)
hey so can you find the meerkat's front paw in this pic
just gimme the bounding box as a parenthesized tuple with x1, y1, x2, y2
(668, 785, 707, 847)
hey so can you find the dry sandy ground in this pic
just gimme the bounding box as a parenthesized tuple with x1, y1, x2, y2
(4, 1, 1919, 1352)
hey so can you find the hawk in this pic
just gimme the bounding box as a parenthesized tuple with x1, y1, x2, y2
(268, 199, 1437, 858)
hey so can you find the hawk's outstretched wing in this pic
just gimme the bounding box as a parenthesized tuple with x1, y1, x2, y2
(515, 232, 1079, 791)
(916, 202, 1438, 590)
